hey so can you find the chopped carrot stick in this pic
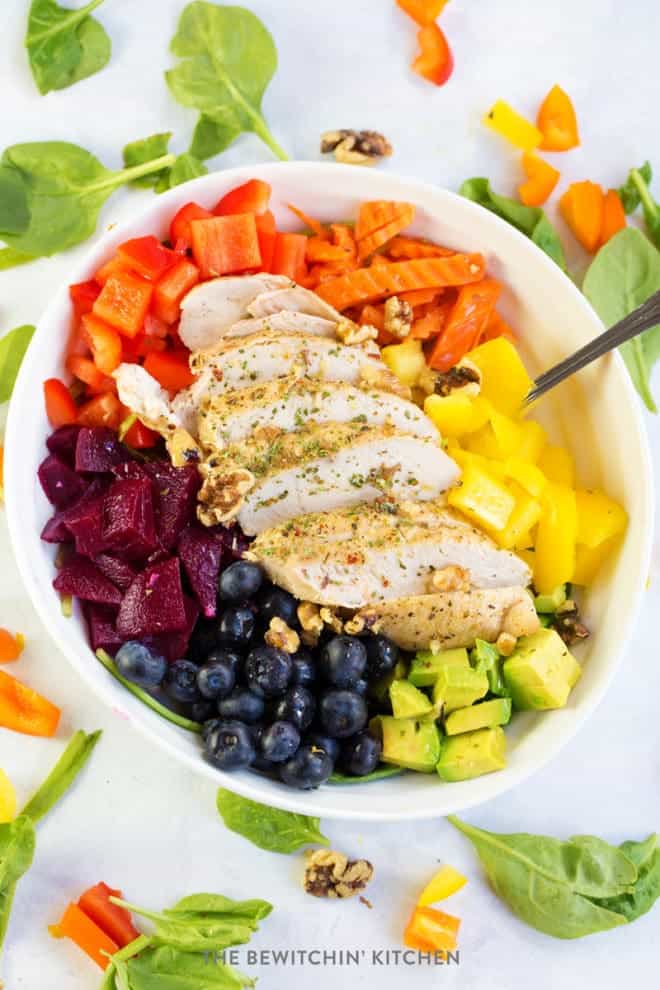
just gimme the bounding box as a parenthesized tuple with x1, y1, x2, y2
(369, 254, 391, 268)
(287, 204, 326, 238)
(411, 298, 453, 339)
(0, 630, 24, 664)
(306, 237, 350, 264)
(398, 288, 440, 307)
(387, 236, 455, 259)
(330, 224, 358, 263)
(358, 303, 385, 331)
(355, 201, 416, 243)
(427, 278, 501, 371)
(357, 208, 417, 261)
(480, 309, 517, 344)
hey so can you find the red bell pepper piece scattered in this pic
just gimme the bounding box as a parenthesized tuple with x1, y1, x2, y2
(93, 270, 153, 338)
(117, 235, 177, 281)
(77, 883, 140, 949)
(271, 232, 308, 281)
(44, 379, 78, 428)
(69, 280, 101, 319)
(190, 214, 262, 279)
(82, 314, 123, 375)
(77, 392, 123, 430)
(50, 903, 119, 970)
(412, 22, 454, 86)
(152, 257, 200, 324)
(213, 178, 271, 216)
(0, 669, 61, 737)
(169, 202, 213, 250)
(255, 210, 277, 272)
(143, 350, 196, 393)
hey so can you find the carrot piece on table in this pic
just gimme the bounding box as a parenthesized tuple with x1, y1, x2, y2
(387, 236, 455, 260)
(152, 258, 200, 325)
(213, 178, 271, 216)
(599, 189, 626, 247)
(412, 23, 454, 87)
(77, 392, 123, 430)
(396, 0, 449, 25)
(190, 214, 262, 279)
(82, 315, 123, 375)
(44, 379, 78, 428)
(92, 270, 153, 338)
(398, 287, 440, 307)
(518, 152, 560, 207)
(411, 298, 453, 339)
(316, 254, 485, 311)
(0, 630, 24, 664)
(427, 278, 501, 371)
(286, 204, 326, 238)
(537, 84, 580, 151)
(480, 308, 517, 344)
(0, 669, 60, 737)
(255, 210, 278, 272)
(271, 232, 309, 281)
(77, 883, 140, 949)
(50, 903, 119, 970)
(559, 181, 604, 253)
(355, 201, 416, 244)
(143, 350, 195, 393)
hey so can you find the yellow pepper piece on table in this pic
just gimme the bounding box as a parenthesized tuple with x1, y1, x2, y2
(572, 537, 618, 586)
(418, 865, 467, 906)
(534, 483, 577, 593)
(538, 443, 575, 486)
(0, 768, 17, 823)
(448, 462, 516, 532)
(404, 905, 461, 953)
(575, 489, 627, 548)
(467, 338, 533, 417)
(518, 152, 560, 207)
(483, 100, 542, 151)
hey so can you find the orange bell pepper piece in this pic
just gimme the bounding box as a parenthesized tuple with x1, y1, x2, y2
(396, 0, 449, 25)
(411, 22, 453, 86)
(559, 181, 604, 253)
(404, 905, 461, 953)
(0, 669, 60, 736)
(43, 379, 78, 428)
(518, 152, 560, 207)
(50, 903, 119, 970)
(537, 84, 580, 151)
(78, 883, 140, 949)
(427, 279, 501, 371)
(0, 630, 25, 663)
(599, 189, 626, 247)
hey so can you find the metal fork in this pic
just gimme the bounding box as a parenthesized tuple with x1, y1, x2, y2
(524, 289, 660, 406)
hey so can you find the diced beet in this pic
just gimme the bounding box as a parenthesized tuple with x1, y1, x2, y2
(143, 462, 201, 550)
(178, 524, 223, 619)
(217, 523, 252, 562)
(38, 454, 87, 509)
(102, 478, 157, 560)
(94, 554, 140, 592)
(147, 595, 200, 662)
(53, 556, 122, 606)
(84, 603, 124, 653)
(75, 427, 128, 473)
(112, 460, 149, 481)
(46, 425, 82, 466)
(116, 557, 187, 638)
(41, 511, 73, 544)
(63, 492, 109, 558)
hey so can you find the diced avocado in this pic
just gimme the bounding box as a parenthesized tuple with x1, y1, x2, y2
(369, 658, 409, 702)
(534, 584, 567, 614)
(390, 680, 433, 719)
(444, 698, 512, 736)
(376, 716, 442, 773)
(470, 638, 509, 697)
(409, 648, 469, 687)
(436, 727, 507, 781)
(432, 665, 488, 714)
(503, 627, 581, 710)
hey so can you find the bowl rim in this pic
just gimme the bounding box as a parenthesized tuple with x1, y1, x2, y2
(5, 160, 654, 821)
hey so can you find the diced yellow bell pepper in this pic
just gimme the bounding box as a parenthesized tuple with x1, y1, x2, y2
(447, 447, 506, 480)
(494, 483, 543, 550)
(465, 424, 504, 460)
(0, 768, 17, 823)
(534, 483, 577, 593)
(504, 457, 547, 497)
(575, 489, 628, 549)
(483, 99, 543, 151)
(448, 462, 516, 532)
(424, 394, 471, 437)
(517, 548, 536, 570)
(516, 420, 547, 463)
(489, 410, 523, 458)
(538, 443, 575, 486)
(513, 529, 535, 551)
(418, 865, 468, 907)
(572, 537, 618, 585)
(381, 338, 427, 387)
(467, 338, 534, 416)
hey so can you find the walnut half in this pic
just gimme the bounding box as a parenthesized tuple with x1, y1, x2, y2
(264, 617, 300, 654)
(383, 296, 413, 339)
(304, 849, 374, 899)
(320, 129, 393, 166)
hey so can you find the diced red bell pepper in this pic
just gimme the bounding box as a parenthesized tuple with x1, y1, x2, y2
(44, 379, 78, 428)
(121, 335, 166, 363)
(93, 270, 153, 338)
(271, 232, 308, 281)
(77, 392, 123, 430)
(213, 178, 271, 216)
(117, 235, 177, 281)
(123, 419, 160, 449)
(152, 257, 200, 325)
(69, 280, 101, 320)
(190, 214, 262, 279)
(94, 256, 130, 287)
(255, 211, 277, 272)
(143, 350, 196, 393)
(169, 202, 213, 250)
(77, 883, 140, 949)
(143, 313, 170, 339)
(82, 314, 123, 375)
(67, 321, 92, 358)
(65, 355, 115, 394)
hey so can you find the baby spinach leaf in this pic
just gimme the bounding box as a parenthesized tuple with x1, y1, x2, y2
(25, 0, 111, 95)
(460, 177, 567, 271)
(583, 226, 660, 412)
(628, 167, 660, 249)
(124, 944, 255, 990)
(0, 166, 30, 236)
(618, 161, 652, 215)
(329, 765, 404, 784)
(0, 249, 35, 271)
(159, 153, 208, 193)
(123, 133, 173, 189)
(448, 816, 631, 939)
(0, 324, 36, 404)
(20, 729, 101, 824)
(166, 2, 287, 162)
(216, 788, 329, 853)
(591, 835, 660, 923)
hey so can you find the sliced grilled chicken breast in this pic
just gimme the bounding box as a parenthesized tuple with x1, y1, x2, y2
(221, 312, 339, 345)
(198, 376, 440, 450)
(178, 274, 293, 351)
(114, 363, 181, 432)
(247, 286, 342, 323)
(249, 501, 531, 608)
(356, 587, 540, 650)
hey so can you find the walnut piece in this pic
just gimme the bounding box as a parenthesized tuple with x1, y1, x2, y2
(428, 565, 471, 594)
(554, 600, 590, 645)
(335, 317, 378, 346)
(383, 295, 413, 339)
(265, 617, 300, 654)
(344, 614, 366, 636)
(320, 130, 392, 167)
(298, 601, 324, 645)
(320, 606, 343, 635)
(434, 359, 482, 398)
(197, 462, 254, 526)
(304, 849, 374, 899)
(495, 632, 517, 657)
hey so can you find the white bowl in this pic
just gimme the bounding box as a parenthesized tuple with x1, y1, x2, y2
(5, 162, 653, 821)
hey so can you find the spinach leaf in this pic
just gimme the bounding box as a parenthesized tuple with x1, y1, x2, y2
(123, 133, 173, 189)
(25, 0, 111, 95)
(166, 2, 287, 162)
(329, 765, 404, 784)
(124, 945, 255, 990)
(448, 816, 631, 939)
(583, 226, 660, 412)
(0, 249, 35, 271)
(0, 325, 36, 404)
(460, 177, 567, 271)
(591, 835, 660, 923)
(0, 142, 175, 262)
(628, 167, 660, 249)
(158, 153, 208, 193)
(20, 728, 101, 824)
(216, 788, 329, 853)
(618, 161, 652, 215)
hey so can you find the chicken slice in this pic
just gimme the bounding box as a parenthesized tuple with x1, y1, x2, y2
(222, 312, 339, 345)
(247, 286, 343, 323)
(178, 274, 293, 351)
(114, 363, 181, 433)
(356, 588, 540, 650)
(198, 376, 439, 451)
(249, 500, 531, 608)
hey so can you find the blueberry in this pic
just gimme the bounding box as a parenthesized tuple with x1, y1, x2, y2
(260, 720, 300, 763)
(320, 635, 367, 688)
(353, 678, 369, 697)
(245, 646, 293, 698)
(365, 634, 399, 680)
(273, 686, 316, 732)
(187, 620, 222, 664)
(290, 650, 316, 688)
(115, 641, 167, 688)
(319, 689, 368, 738)
(202, 717, 223, 743)
(340, 732, 383, 776)
(217, 688, 265, 724)
(258, 586, 299, 627)
(218, 606, 255, 646)
(305, 731, 340, 763)
(164, 659, 203, 704)
(205, 720, 255, 770)
(206, 647, 242, 673)
(219, 561, 264, 602)
(279, 744, 334, 789)
(197, 659, 236, 700)
(188, 699, 216, 723)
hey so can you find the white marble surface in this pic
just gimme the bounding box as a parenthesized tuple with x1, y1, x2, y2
(1, 0, 660, 986)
